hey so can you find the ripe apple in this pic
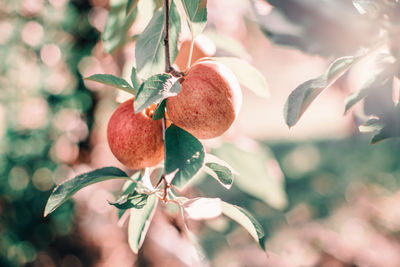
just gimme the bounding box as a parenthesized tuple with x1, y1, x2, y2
(107, 98, 164, 169)
(166, 59, 242, 139)
(174, 34, 216, 72)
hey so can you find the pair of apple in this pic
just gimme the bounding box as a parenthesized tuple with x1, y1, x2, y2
(107, 40, 242, 170)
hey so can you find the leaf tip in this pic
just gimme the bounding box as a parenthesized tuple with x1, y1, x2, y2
(285, 119, 295, 129)
(259, 238, 267, 251)
(43, 205, 52, 218)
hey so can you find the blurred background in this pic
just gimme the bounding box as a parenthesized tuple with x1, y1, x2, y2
(2, 0, 400, 266)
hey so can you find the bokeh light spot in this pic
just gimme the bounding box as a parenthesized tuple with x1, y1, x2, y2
(32, 168, 54, 191)
(21, 21, 44, 47)
(9, 166, 30, 191)
(40, 44, 62, 66)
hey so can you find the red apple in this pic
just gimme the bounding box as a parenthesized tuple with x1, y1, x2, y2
(107, 99, 164, 169)
(166, 59, 242, 139)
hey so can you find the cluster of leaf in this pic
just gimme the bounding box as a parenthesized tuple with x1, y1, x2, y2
(253, 0, 380, 57)
(45, 0, 272, 256)
(0, 1, 99, 266)
(254, 0, 400, 143)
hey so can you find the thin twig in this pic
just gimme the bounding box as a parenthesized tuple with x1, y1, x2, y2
(186, 38, 195, 71)
(163, 0, 184, 77)
(163, 0, 172, 73)
(162, 0, 171, 201)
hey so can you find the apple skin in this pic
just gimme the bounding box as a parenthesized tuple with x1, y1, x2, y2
(166, 60, 242, 139)
(174, 35, 216, 72)
(107, 98, 164, 170)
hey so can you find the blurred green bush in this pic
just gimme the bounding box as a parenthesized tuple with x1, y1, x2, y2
(197, 136, 400, 259)
(0, 0, 99, 266)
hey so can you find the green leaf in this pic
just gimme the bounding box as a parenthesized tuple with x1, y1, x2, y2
(44, 167, 130, 217)
(371, 129, 391, 144)
(213, 143, 287, 210)
(130, 67, 141, 91)
(359, 117, 384, 133)
(108, 179, 143, 211)
(203, 154, 236, 189)
(128, 194, 158, 253)
(117, 179, 139, 219)
(365, 105, 400, 144)
(214, 57, 269, 98)
(126, 0, 139, 15)
(134, 73, 181, 113)
(183, 197, 222, 220)
(116, 172, 148, 219)
(221, 201, 266, 251)
(284, 55, 363, 127)
(344, 54, 395, 113)
(153, 99, 166, 120)
(165, 125, 205, 188)
(109, 192, 148, 210)
(103, 0, 138, 53)
(84, 74, 137, 95)
(136, 0, 181, 78)
(180, 0, 207, 37)
(135, 0, 160, 33)
(204, 29, 248, 58)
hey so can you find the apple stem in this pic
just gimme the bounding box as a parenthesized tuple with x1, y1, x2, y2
(155, 175, 170, 202)
(186, 37, 195, 71)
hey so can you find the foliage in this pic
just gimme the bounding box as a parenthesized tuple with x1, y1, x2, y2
(254, 0, 400, 143)
(8, 0, 398, 263)
(198, 136, 400, 260)
(0, 0, 99, 266)
(44, 0, 273, 258)
(254, 0, 380, 56)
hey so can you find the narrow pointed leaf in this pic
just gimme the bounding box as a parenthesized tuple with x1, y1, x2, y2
(84, 74, 137, 95)
(103, 0, 137, 53)
(134, 73, 181, 113)
(126, 0, 139, 15)
(117, 172, 145, 219)
(203, 154, 236, 189)
(109, 193, 148, 210)
(183, 197, 222, 220)
(44, 167, 130, 217)
(204, 29, 248, 58)
(284, 55, 363, 127)
(368, 105, 400, 144)
(117, 179, 139, 219)
(221, 201, 266, 251)
(180, 0, 207, 37)
(214, 143, 287, 210)
(153, 99, 166, 120)
(165, 125, 205, 188)
(128, 195, 158, 253)
(130, 67, 141, 91)
(136, 0, 181, 78)
(344, 54, 395, 113)
(214, 57, 269, 98)
(371, 129, 391, 144)
(108, 179, 142, 211)
(359, 117, 384, 133)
